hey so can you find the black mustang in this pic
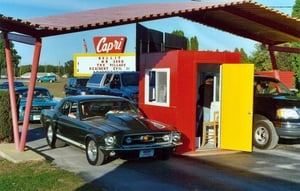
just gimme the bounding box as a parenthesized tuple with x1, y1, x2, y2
(40, 95, 182, 165)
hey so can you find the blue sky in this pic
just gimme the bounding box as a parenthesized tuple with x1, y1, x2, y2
(0, 0, 296, 66)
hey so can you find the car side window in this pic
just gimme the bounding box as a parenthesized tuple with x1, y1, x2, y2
(60, 101, 71, 115)
(103, 74, 112, 86)
(60, 101, 78, 118)
(68, 102, 78, 118)
(111, 74, 121, 89)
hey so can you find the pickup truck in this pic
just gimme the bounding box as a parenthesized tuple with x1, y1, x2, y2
(253, 75, 300, 149)
(86, 71, 139, 104)
(64, 77, 89, 96)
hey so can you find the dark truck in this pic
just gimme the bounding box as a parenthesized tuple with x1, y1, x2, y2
(64, 77, 90, 96)
(253, 75, 300, 149)
(86, 71, 139, 104)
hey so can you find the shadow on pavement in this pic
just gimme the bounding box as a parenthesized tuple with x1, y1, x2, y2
(26, 126, 55, 162)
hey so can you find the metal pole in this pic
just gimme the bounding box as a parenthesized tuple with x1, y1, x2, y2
(19, 38, 42, 151)
(3, 32, 20, 150)
(269, 50, 280, 80)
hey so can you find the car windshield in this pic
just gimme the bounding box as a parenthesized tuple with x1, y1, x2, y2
(76, 79, 89, 87)
(121, 73, 139, 86)
(254, 78, 293, 96)
(80, 100, 138, 120)
(17, 89, 51, 98)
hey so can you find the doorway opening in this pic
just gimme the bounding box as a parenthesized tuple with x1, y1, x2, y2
(196, 64, 221, 150)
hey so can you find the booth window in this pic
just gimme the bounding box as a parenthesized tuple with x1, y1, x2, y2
(145, 68, 170, 106)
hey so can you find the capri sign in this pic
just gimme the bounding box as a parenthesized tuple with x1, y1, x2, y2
(93, 36, 127, 53)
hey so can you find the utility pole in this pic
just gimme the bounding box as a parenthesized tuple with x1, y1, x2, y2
(83, 38, 88, 53)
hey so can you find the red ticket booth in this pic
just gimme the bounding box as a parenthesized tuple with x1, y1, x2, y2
(139, 50, 254, 154)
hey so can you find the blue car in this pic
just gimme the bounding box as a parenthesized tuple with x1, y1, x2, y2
(16, 86, 58, 121)
(37, 75, 57, 83)
(0, 81, 24, 89)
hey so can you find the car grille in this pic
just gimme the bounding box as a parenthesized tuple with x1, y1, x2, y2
(31, 106, 52, 113)
(122, 132, 171, 147)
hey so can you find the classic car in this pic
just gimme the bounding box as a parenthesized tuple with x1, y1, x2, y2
(16, 86, 58, 121)
(37, 75, 57, 83)
(40, 95, 182, 165)
(0, 81, 24, 89)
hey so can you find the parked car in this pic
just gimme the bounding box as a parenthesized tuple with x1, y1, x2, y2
(64, 77, 89, 96)
(86, 72, 139, 104)
(16, 86, 58, 121)
(37, 75, 57, 83)
(40, 95, 182, 165)
(253, 75, 300, 149)
(0, 81, 24, 89)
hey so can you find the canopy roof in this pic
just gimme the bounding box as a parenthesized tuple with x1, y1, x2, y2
(1, 0, 300, 46)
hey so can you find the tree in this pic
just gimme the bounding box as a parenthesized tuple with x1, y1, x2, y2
(171, 30, 199, 50)
(172, 30, 185, 37)
(190, 36, 199, 50)
(249, 43, 295, 72)
(234, 48, 249, 63)
(64, 60, 74, 77)
(290, 0, 300, 89)
(0, 38, 21, 77)
(292, 0, 300, 18)
(249, 43, 271, 71)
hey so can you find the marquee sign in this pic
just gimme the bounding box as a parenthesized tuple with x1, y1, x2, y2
(74, 53, 136, 77)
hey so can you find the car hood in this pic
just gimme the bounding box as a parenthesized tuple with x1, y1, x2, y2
(256, 95, 300, 108)
(85, 113, 175, 133)
(273, 95, 300, 107)
(19, 97, 58, 106)
(123, 86, 138, 93)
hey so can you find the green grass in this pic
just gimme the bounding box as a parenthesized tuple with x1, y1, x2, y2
(26, 78, 67, 98)
(0, 158, 100, 191)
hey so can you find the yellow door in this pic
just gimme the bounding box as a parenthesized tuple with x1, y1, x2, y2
(220, 64, 254, 152)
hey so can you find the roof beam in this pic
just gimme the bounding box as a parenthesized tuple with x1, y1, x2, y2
(183, 11, 272, 44)
(223, 7, 300, 41)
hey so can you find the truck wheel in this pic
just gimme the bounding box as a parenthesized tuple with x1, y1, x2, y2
(46, 124, 65, 148)
(86, 138, 105, 165)
(253, 120, 278, 149)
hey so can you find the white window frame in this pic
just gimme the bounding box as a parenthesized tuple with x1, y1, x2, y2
(145, 68, 170, 107)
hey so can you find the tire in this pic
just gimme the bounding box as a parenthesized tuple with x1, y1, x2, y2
(46, 124, 65, 148)
(86, 138, 105, 166)
(253, 120, 279, 149)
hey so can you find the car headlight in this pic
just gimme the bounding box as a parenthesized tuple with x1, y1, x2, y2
(172, 132, 181, 142)
(276, 108, 300, 119)
(80, 91, 86, 95)
(162, 134, 171, 142)
(104, 136, 115, 146)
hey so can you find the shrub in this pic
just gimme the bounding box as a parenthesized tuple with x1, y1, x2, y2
(0, 91, 13, 143)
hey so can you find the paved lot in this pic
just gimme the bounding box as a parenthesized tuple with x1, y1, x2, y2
(21, 124, 300, 191)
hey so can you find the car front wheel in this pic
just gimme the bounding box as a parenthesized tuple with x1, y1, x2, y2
(46, 124, 65, 148)
(253, 120, 279, 150)
(86, 138, 105, 165)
